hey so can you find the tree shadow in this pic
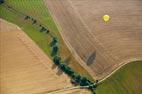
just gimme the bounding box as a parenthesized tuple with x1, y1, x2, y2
(51, 64, 63, 76)
(56, 67, 63, 76)
(51, 63, 57, 69)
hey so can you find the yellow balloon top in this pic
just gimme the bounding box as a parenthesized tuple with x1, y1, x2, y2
(103, 15, 110, 22)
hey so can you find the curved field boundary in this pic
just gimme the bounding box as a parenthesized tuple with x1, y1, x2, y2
(99, 58, 142, 83)
(96, 61, 142, 94)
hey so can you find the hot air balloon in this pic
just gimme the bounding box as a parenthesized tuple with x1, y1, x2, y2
(103, 15, 110, 22)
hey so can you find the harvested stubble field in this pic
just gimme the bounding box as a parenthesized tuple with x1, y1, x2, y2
(0, 19, 90, 94)
(45, 0, 142, 80)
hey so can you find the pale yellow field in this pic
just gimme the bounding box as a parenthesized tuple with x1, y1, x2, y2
(0, 19, 90, 94)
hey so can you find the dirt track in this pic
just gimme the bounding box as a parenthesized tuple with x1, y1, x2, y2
(45, 0, 142, 80)
(0, 19, 89, 94)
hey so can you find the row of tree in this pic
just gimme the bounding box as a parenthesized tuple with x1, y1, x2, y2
(24, 14, 98, 93)
(23, 12, 97, 94)
(52, 53, 98, 93)
(24, 16, 50, 34)
(25, 15, 60, 62)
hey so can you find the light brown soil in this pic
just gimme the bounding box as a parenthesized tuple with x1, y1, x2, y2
(47, 88, 90, 94)
(45, 0, 142, 80)
(0, 19, 90, 94)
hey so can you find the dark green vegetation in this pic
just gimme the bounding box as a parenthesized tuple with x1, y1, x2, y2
(0, 0, 97, 93)
(96, 61, 142, 94)
(0, 0, 4, 4)
(52, 55, 98, 93)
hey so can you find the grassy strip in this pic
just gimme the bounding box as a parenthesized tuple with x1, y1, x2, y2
(0, 0, 93, 81)
(96, 61, 142, 94)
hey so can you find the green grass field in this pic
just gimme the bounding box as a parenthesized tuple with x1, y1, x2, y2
(0, 0, 93, 80)
(96, 61, 142, 94)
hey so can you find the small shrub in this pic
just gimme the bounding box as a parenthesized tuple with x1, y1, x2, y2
(24, 16, 30, 20)
(40, 26, 46, 32)
(80, 77, 90, 86)
(46, 29, 50, 34)
(32, 20, 37, 24)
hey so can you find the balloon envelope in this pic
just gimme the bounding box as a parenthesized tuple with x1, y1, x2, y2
(103, 15, 110, 22)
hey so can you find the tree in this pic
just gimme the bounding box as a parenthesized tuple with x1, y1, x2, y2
(50, 37, 58, 47)
(51, 46, 58, 56)
(80, 77, 90, 86)
(59, 63, 74, 76)
(60, 63, 66, 70)
(32, 19, 37, 24)
(65, 67, 74, 75)
(73, 74, 81, 84)
(53, 56, 61, 65)
(0, 0, 4, 4)
(40, 26, 49, 33)
(39, 24, 42, 27)
(24, 16, 30, 20)
(40, 26, 46, 32)
(92, 92, 96, 94)
(46, 29, 50, 34)
(96, 80, 98, 84)
(31, 18, 34, 21)
(88, 84, 97, 94)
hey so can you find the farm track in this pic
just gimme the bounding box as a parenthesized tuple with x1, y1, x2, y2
(45, 0, 142, 80)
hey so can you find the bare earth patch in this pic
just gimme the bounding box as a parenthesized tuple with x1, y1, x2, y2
(0, 19, 89, 94)
(45, 0, 142, 80)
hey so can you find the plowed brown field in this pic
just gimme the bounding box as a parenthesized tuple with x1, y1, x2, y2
(45, 0, 142, 80)
(0, 19, 89, 94)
